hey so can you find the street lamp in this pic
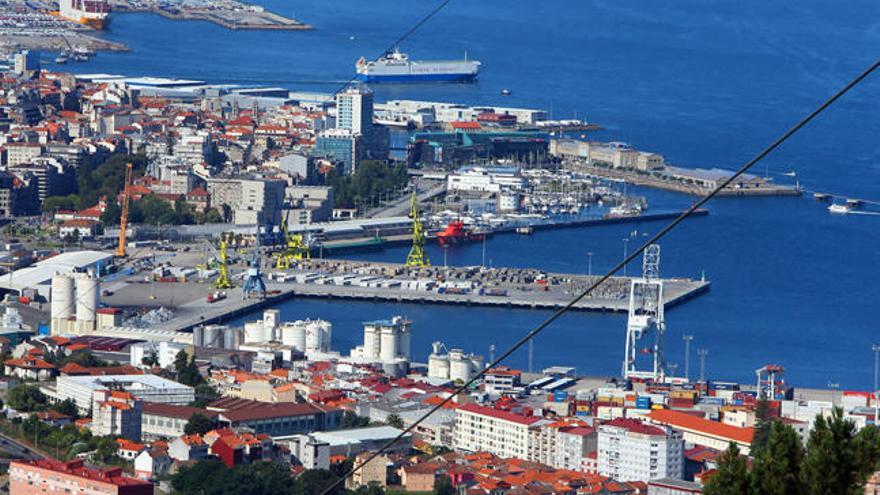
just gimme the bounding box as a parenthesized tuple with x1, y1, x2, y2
(682, 335, 693, 381)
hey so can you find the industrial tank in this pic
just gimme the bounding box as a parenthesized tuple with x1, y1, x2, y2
(428, 342, 450, 379)
(363, 324, 380, 359)
(192, 326, 205, 347)
(380, 326, 398, 362)
(316, 320, 332, 352)
(449, 349, 472, 383)
(305, 321, 323, 353)
(223, 327, 241, 350)
(280, 321, 307, 351)
(399, 324, 411, 360)
(244, 322, 266, 344)
(50, 274, 75, 320)
(470, 354, 485, 372)
(203, 325, 225, 348)
(75, 274, 99, 325)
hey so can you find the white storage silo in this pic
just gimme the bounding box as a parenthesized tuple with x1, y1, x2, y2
(428, 342, 450, 379)
(75, 274, 99, 329)
(470, 354, 485, 372)
(398, 321, 411, 361)
(280, 321, 307, 351)
(244, 322, 265, 344)
(305, 321, 323, 353)
(263, 309, 280, 330)
(363, 324, 380, 359)
(51, 274, 75, 320)
(223, 327, 241, 350)
(192, 326, 205, 347)
(203, 325, 224, 348)
(316, 320, 332, 352)
(380, 326, 398, 362)
(449, 349, 472, 383)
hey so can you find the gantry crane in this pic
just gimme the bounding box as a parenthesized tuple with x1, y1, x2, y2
(115, 162, 133, 258)
(274, 213, 310, 269)
(405, 192, 430, 267)
(213, 235, 234, 290)
(242, 226, 267, 299)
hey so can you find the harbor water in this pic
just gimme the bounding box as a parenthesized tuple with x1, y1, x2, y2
(61, 0, 880, 389)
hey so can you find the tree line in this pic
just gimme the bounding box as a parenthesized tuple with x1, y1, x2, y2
(705, 405, 880, 495)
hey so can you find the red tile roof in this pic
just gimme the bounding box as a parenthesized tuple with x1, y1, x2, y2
(648, 409, 754, 444)
(603, 418, 666, 436)
(458, 403, 542, 426)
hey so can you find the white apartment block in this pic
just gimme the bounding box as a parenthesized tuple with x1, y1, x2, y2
(597, 418, 683, 482)
(92, 390, 142, 441)
(455, 403, 547, 459)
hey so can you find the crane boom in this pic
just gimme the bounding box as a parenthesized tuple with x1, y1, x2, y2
(115, 162, 133, 257)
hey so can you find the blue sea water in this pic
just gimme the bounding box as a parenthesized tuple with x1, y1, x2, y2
(57, 0, 880, 388)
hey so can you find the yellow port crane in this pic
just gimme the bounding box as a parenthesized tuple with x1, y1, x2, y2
(115, 162, 133, 257)
(274, 214, 310, 270)
(213, 236, 234, 289)
(405, 192, 430, 267)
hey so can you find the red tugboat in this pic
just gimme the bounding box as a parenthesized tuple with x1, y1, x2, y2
(436, 220, 486, 247)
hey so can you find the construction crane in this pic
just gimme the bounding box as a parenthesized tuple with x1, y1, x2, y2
(274, 213, 310, 270)
(405, 192, 430, 267)
(115, 162, 133, 258)
(213, 235, 234, 290)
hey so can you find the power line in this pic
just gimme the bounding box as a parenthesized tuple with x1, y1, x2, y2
(319, 59, 880, 495)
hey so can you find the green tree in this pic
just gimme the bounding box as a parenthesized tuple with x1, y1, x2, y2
(801, 407, 876, 495)
(203, 208, 223, 223)
(751, 399, 775, 454)
(750, 421, 804, 495)
(7, 384, 47, 412)
(433, 474, 455, 495)
(184, 413, 215, 436)
(100, 201, 122, 225)
(386, 413, 404, 429)
(340, 410, 370, 429)
(50, 399, 80, 419)
(141, 349, 159, 367)
(94, 436, 120, 464)
(704, 443, 750, 495)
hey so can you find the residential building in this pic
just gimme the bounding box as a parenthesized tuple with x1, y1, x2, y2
(9, 459, 152, 495)
(209, 431, 273, 467)
(115, 439, 147, 460)
(92, 390, 142, 441)
(400, 464, 437, 492)
(133, 447, 172, 480)
(0, 171, 38, 218)
(314, 128, 360, 174)
(4, 356, 56, 381)
(287, 185, 333, 224)
(455, 403, 546, 459)
(482, 367, 522, 395)
(554, 426, 598, 471)
(5, 142, 43, 167)
(648, 478, 703, 495)
(206, 177, 285, 225)
(168, 434, 210, 462)
(286, 435, 330, 469)
(337, 85, 373, 135)
(597, 418, 684, 482)
(349, 452, 389, 489)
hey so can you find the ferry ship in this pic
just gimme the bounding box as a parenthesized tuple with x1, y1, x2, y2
(355, 49, 480, 83)
(57, 0, 110, 29)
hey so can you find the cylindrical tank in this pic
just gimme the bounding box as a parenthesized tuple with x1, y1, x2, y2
(305, 321, 323, 353)
(203, 325, 224, 348)
(263, 309, 279, 330)
(263, 321, 276, 343)
(51, 274, 75, 320)
(449, 349, 472, 383)
(363, 324, 380, 359)
(399, 325, 411, 361)
(75, 274, 99, 324)
(317, 320, 332, 352)
(470, 354, 485, 372)
(428, 354, 450, 379)
(193, 326, 205, 347)
(281, 321, 307, 351)
(380, 326, 398, 362)
(223, 327, 241, 350)
(244, 322, 265, 344)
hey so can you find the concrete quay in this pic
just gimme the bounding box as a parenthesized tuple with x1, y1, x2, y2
(109, 0, 313, 30)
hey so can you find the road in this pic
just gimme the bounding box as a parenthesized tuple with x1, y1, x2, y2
(367, 183, 447, 218)
(0, 432, 43, 461)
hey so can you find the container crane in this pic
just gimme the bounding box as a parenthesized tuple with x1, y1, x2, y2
(405, 192, 430, 267)
(115, 162, 133, 258)
(242, 226, 267, 299)
(274, 213, 310, 269)
(213, 235, 234, 290)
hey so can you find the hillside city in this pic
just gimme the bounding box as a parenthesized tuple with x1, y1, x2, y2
(0, 46, 876, 495)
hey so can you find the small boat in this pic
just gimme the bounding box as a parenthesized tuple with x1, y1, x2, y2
(828, 204, 851, 214)
(515, 225, 533, 235)
(500, 89, 512, 96)
(813, 193, 831, 202)
(846, 198, 864, 208)
(55, 53, 69, 64)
